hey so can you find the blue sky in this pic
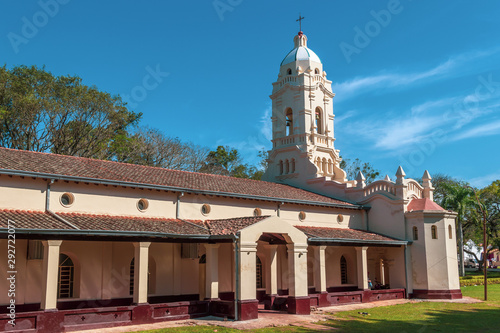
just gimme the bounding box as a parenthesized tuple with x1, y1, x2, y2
(1, 0, 499, 187)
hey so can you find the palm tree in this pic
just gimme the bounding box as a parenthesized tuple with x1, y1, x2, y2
(440, 182, 477, 276)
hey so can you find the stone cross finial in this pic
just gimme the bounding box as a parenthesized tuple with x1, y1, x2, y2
(296, 14, 305, 32)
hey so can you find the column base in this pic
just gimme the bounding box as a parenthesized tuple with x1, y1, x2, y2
(287, 296, 310, 315)
(237, 299, 259, 321)
(410, 289, 463, 300)
(317, 292, 329, 307)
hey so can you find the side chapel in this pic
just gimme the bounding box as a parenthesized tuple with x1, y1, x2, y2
(0, 31, 461, 332)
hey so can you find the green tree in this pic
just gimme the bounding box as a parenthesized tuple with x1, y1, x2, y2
(200, 145, 264, 179)
(466, 180, 500, 270)
(340, 157, 380, 183)
(0, 65, 141, 159)
(440, 182, 477, 276)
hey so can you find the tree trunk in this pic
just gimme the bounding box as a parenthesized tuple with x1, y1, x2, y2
(458, 217, 465, 276)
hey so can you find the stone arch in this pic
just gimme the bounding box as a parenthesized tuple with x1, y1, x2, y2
(315, 107, 323, 134)
(285, 108, 293, 136)
(58, 253, 75, 299)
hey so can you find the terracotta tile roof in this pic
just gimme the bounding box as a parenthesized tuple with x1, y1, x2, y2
(204, 216, 269, 235)
(295, 226, 399, 242)
(57, 213, 209, 235)
(407, 198, 445, 212)
(0, 147, 355, 207)
(1, 210, 402, 244)
(0, 209, 72, 230)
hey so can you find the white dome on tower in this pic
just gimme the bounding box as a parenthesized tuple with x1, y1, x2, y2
(280, 32, 321, 66)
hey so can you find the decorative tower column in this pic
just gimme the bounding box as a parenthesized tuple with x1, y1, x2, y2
(263, 32, 347, 186)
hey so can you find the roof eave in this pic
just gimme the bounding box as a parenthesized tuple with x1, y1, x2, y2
(0, 227, 235, 242)
(0, 169, 362, 210)
(307, 237, 409, 246)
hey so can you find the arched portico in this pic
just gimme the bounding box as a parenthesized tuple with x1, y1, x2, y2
(237, 216, 309, 319)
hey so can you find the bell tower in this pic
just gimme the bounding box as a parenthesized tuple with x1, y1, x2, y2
(263, 32, 346, 186)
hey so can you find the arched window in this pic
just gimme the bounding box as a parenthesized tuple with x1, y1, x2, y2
(285, 159, 289, 174)
(279, 160, 284, 175)
(315, 68, 320, 74)
(256, 256, 263, 288)
(129, 258, 135, 295)
(340, 256, 348, 284)
(431, 225, 438, 239)
(315, 107, 323, 134)
(413, 226, 418, 241)
(322, 158, 327, 174)
(448, 225, 453, 239)
(129, 257, 155, 295)
(287, 68, 292, 75)
(291, 159, 296, 173)
(285, 109, 293, 136)
(58, 254, 74, 298)
(316, 157, 322, 172)
(328, 160, 333, 174)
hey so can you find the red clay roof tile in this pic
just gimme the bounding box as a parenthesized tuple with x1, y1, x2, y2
(295, 226, 398, 242)
(0, 147, 355, 207)
(204, 216, 269, 235)
(0, 209, 72, 230)
(407, 198, 445, 212)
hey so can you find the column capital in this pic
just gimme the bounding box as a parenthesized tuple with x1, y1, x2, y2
(287, 243, 308, 252)
(355, 246, 369, 252)
(133, 242, 151, 249)
(240, 241, 258, 252)
(42, 240, 63, 247)
(313, 245, 327, 251)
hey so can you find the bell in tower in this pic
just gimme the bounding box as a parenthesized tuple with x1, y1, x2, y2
(263, 31, 347, 186)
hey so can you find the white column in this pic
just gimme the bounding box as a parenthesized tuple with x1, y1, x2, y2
(41, 240, 63, 310)
(287, 243, 309, 297)
(133, 242, 151, 304)
(238, 241, 257, 300)
(379, 259, 386, 285)
(313, 246, 327, 293)
(101, 242, 113, 299)
(264, 244, 278, 295)
(205, 244, 220, 299)
(355, 246, 369, 290)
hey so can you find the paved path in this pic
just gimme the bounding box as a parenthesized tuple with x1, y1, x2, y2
(73, 297, 481, 332)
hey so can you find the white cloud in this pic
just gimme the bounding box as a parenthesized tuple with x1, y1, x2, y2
(469, 172, 500, 188)
(260, 105, 272, 141)
(333, 48, 500, 101)
(410, 97, 458, 115)
(335, 109, 357, 124)
(452, 119, 500, 141)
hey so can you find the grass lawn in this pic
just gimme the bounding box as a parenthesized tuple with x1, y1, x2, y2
(136, 284, 500, 333)
(325, 284, 500, 332)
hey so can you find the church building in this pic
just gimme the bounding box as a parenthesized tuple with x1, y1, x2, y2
(0, 31, 461, 332)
